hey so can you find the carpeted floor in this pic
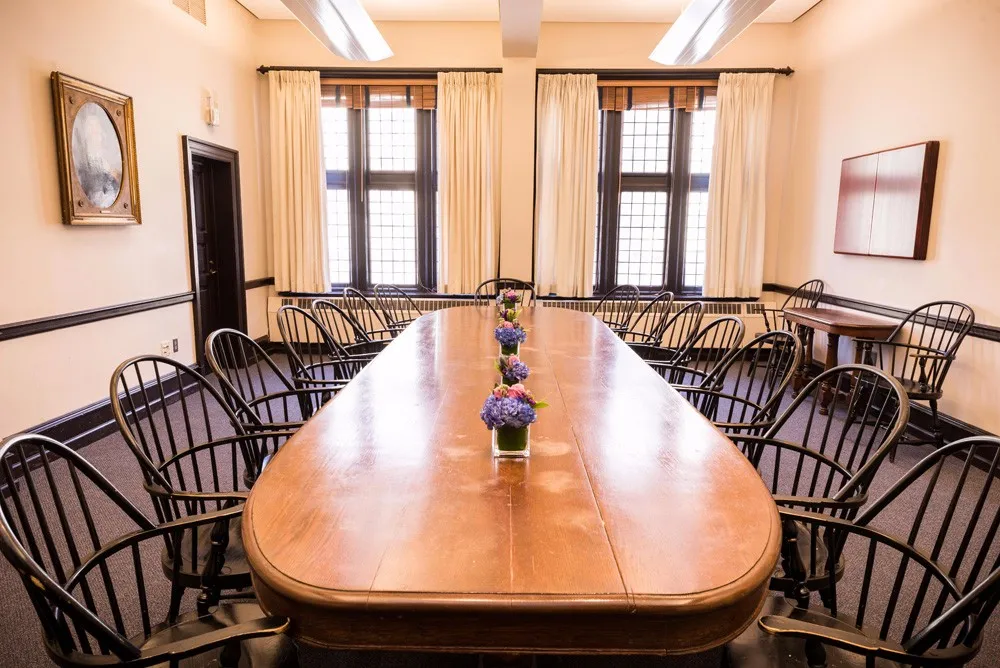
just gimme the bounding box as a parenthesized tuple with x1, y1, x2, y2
(0, 355, 997, 668)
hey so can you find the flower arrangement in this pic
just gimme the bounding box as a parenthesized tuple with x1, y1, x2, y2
(496, 354, 530, 385)
(497, 306, 519, 323)
(494, 319, 527, 354)
(480, 383, 548, 456)
(496, 289, 522, 311)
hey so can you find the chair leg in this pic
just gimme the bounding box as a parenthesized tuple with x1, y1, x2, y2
(220, 640, 243, 668)
(805, 638, 827, 668)
(930, 398, 944, 449)
(167, 581, 184, 624)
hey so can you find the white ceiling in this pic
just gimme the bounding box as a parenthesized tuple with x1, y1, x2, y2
(237, 0, 821, 23)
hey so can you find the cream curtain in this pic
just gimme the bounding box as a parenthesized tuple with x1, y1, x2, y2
(437, 72, 502, 293)
(703, 72, 775, 298)
(534, 74, 599, 297)
(267, 70, 329, 293)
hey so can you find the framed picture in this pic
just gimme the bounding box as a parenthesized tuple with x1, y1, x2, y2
(51, 72, 141, 225)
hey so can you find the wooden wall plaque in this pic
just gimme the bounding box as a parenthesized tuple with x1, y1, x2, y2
(834, 141, 939, 260)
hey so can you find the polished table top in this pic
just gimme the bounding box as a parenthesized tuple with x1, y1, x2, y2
(243, 306, 781, 655)
(782, 307, 897, 337)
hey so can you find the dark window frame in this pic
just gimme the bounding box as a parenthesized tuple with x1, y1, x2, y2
(595, 107, 711, 297)
(323, 107, 438, 293)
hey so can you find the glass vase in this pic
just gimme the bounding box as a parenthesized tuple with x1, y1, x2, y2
(492, 425, 530, 458)
(501, 374, 519, 386)
(500, 342, 519, 356)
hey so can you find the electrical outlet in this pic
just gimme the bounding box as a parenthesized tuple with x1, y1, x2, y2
(172, 338, 179, 353)
(160, 340, 172, 356)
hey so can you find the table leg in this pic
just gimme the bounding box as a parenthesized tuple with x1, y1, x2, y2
(792, 324, 813, 392)
(819, 333, 841, 415)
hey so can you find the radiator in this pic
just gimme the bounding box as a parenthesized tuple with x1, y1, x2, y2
(267, 296, 774, 345)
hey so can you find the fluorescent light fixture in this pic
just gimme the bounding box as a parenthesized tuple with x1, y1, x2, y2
(649, 0, 777, 66)
(280, 0, 393, 61)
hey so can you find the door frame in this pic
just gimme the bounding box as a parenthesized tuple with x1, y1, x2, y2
(182, 136, 247, 367)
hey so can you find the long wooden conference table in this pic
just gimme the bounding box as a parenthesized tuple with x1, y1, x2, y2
(243, 306, 781, 656)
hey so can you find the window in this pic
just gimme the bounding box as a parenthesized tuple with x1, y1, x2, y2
(595, 97, 717, 295)
(320, 101, 437, 291)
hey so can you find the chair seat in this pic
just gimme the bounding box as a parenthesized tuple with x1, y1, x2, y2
(162, 514, 251, 589)
(138, 603, 297, 668)
(894, 376, 941, 401)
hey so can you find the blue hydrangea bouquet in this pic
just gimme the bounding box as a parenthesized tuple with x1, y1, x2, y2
(480, 383, 548, 457)
(496, 353, 530, 386)
(494, 319, 527, 355)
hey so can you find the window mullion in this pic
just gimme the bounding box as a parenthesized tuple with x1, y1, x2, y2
(415, 109, 436, 292)
(666, 109, 692, 294)
(347, 108, 368, 290)
(598, 110, 623, 294)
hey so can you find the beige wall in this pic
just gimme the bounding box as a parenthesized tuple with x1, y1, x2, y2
(772, 0, 1000, 431)
(0, 0, 266, 435)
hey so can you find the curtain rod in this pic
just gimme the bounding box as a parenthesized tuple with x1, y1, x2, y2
(257, 66, 502, 77)
(536, 67, 794, 78)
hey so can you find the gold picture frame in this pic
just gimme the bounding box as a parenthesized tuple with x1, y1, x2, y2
(51, 72, 141, 225)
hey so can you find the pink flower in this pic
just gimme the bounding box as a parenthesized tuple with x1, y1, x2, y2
(493, 387, 505, 399)
(502, 321, 514, 329)
(507, 384, 526, 400)
(508, 355, 520, 364)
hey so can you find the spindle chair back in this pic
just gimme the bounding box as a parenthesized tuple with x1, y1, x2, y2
(619, 291, 674, 345)
(591, 285, 641, 333)
(342, 287, 394, 343)
(648, 316, 744, 387)
(373, 284, 422, 334)
(759, 438, 1000, 667)
(473, 278, 536, 307)
(0, 434, 293, 666)
(206, 329, 332, 431)
(675, 330, 802, 436)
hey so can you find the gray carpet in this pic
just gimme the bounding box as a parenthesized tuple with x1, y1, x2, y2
(0, 355, 997, 667)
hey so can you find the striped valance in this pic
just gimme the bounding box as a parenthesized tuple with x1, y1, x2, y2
(598, 85, 717, 112)
(320, 83, 436, 110)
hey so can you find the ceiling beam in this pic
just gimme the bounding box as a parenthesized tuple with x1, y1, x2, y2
(499, 0, 543, 58)
(649, 0, 779, 66)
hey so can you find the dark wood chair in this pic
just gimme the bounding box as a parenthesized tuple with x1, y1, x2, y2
(276, 305, 368, 387)
(731, 364, 909, 607)
(473, 278, 536, 307)
(855, 300, 975, 455)
(592, 285, 641, 334)
(0, 433, 296, 668)
(763, 278, 825, 332)
(312, 298, 387, 356)
(675, 330, 802, 436)
(110, 356, 295, 613)
(205, 328, 336, 432)
(628, 301, 705, 362)
(373, 284, 423, 335)
(648, 315, 745, 387)
(342, 287, 394, 344)
(618, 291, 674, 345)
(731, 436, 1000, 668)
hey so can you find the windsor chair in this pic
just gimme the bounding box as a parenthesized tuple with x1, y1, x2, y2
(0, 433, 296, 668)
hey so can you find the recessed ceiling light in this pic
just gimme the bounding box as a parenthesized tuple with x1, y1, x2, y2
(280, 0, 393, 61)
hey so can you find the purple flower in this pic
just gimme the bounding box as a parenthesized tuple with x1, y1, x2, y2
(480, 395, 537, 430)
(497, 354, 530, 384)
(494, 325, 527, 347)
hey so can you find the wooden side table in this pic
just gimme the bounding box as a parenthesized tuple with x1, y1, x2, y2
(782, 307, 897, 414)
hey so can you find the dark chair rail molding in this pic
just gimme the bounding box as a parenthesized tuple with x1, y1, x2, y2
(0, 292, 195, 343)
(245, 276, 275, 291)
(762, 283, 1000, 343)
